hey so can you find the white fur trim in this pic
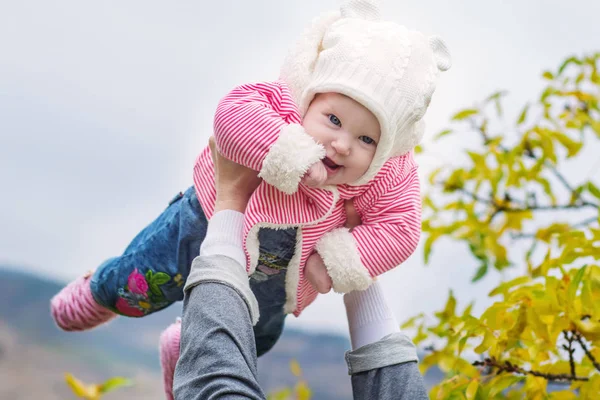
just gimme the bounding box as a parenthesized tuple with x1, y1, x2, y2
(283, 228, 304, 314)
(316, 227, 372, 293)
(258, 124, 325, 195)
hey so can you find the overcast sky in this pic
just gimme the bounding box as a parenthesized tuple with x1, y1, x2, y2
(1, 0, 599, 334)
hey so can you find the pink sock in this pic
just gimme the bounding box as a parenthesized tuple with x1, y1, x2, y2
(159, 320, 181, 400)
(50, 272, 116, 331)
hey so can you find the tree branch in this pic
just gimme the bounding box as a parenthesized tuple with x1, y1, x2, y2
(562, 330, 577, 379)
(455, 187, 597, 213)
(574, 332, 600, 373)
(473, 357, 589, 382)
(510, 216, 598, 240)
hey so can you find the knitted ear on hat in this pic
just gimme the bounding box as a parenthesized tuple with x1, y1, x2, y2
(340, 0, 381, 20)
(279, 11, 340, 107)
(429, 35, 452, 71)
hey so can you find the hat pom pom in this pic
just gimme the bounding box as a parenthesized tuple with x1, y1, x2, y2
(429, 36, 452, 71)
(340, 0, 381, 21)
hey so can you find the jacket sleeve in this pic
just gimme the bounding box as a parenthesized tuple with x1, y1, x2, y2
(315, 160, 421, 293)
(213, 81, 325, 194)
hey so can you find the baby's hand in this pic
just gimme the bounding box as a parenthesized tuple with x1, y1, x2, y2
(301, 161, 327, 188)
(305, 252, 332, 294)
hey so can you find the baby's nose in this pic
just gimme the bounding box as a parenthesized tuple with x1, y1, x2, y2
(332, 137, 351, 156)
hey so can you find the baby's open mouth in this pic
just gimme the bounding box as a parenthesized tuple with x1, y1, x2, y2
(323, 157, 341, 170)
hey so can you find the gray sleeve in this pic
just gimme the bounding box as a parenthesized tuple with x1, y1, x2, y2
(173, 281, 266, 400)
(351, 361, 428, 400)
(346, 332, 428, 400)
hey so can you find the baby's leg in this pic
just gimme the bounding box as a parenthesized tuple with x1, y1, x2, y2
(50, 187, 207, 330)
(90, 187, 207, 316)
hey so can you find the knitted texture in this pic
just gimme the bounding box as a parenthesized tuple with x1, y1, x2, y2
(159, 320, 181, 400)
(280, 0, 452, 185)
(50, 272, 116, 331)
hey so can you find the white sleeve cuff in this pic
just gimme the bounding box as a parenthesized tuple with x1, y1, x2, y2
(200, 210, 246, 268)
(258, 123, 325, 194)
(315, 228, 373, 293)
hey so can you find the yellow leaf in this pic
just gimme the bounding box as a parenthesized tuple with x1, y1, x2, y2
(488, 276, 531, 298)
(295, 380, 312, 400)
(588, 182, 600, 200)
(452, 108, 479, 120)
(574, 319, 600, 341)
(549, 390, 578, 400)
(465, 379, 479, 400)
(435, 129, 453, 139)
(474, 330, 496, 354)
(488, 375, 525, 398)
(289, 359, 302, 377)
(517, 104, 530, 124)
(527, 307, 550, 343)
(507, 305, 527, 341)
(99, 377, 132, 394)
(440, 290, 457, 320)
(551, 131, 583, 157)
(65, 373, 101, 400)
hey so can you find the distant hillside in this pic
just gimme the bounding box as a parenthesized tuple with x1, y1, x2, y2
(0, 266, 443, 399)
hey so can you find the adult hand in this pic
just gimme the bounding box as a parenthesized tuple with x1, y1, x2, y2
(209, 137, 262, 213)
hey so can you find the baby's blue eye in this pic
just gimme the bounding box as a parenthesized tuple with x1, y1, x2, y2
(328, 114, 341, 127)
(359, 136, 376, 145)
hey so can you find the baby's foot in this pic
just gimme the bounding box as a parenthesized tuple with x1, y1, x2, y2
(50, 271, 116, 331)
(159, 319, 181, 400)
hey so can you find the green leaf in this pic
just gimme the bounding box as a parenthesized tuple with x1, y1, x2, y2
(442, 290, 457, 319)
(423, 231, 441, 264)
(435, 129, 453, 139)
(517, 103, 529, 124)
(100, 377, 133, 394)
(458, 335, 469, 355)
(568, 265, 587, 303)
(557, 56, 582, 75)
(401, 313, 424, 329)
(488, 276, 531, 298)
(471, 264, 488, 282)
(587, 182, 600, 199)
(452, 108, 479, 121)
(542, 71, 554, 80)
(552, 131, 582, 157)
(465, 380, 479, 400)
(485, 90, 508, 103)
(149, 283, 162, 296)
(145, 270, 153, 281)
(488, 375, 525, 397)
(152, 272, 171, 285)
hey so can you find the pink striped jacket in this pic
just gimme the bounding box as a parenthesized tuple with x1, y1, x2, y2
(194, 81, 421, 316)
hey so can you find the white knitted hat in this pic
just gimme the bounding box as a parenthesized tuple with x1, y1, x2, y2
(280, 0, 451, 185)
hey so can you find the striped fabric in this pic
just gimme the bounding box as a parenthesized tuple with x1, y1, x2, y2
(193, 81, 421, 316)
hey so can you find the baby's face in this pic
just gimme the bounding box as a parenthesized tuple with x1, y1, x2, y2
(302, 92, 380, 185)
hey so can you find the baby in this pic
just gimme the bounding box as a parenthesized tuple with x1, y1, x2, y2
(50, 0, 451, 397)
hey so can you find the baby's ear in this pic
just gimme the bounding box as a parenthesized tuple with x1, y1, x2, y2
(429, 35, 452, 72)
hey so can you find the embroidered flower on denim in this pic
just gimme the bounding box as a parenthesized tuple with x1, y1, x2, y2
(115, 268, 172, 316)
